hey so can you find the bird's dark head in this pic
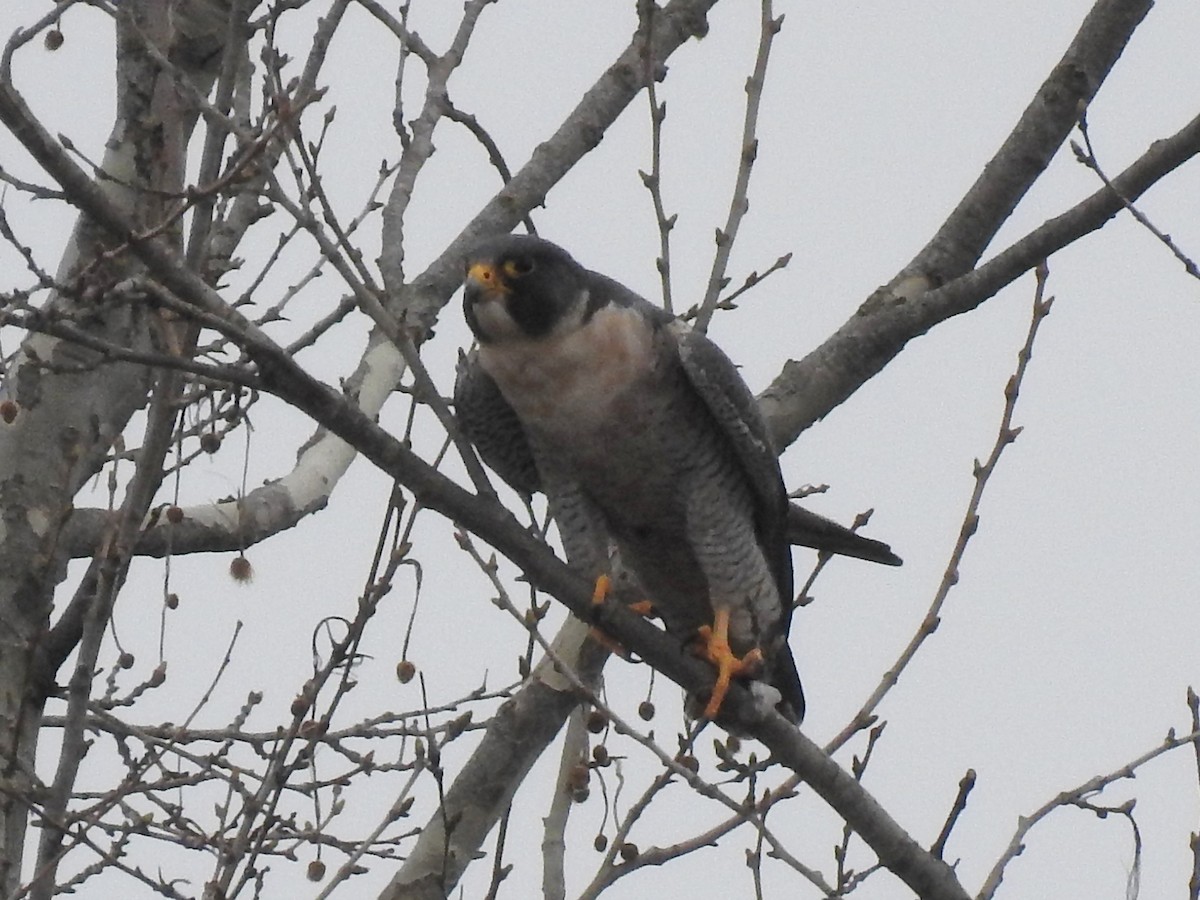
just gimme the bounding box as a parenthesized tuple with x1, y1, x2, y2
(463, 235, 590, 344)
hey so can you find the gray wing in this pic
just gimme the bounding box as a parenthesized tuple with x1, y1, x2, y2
(672, 326, 788, 532)
(453, 349, 541, 496)
(666, 319, 810, 721)
(586, 271, 804, 720)
(585, 271, 790, 588)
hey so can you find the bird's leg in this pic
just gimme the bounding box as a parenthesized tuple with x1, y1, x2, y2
(591, 574, 654, 615)
(693, 608, 764, 719)
(591, 573, 613, 606)
(588, 574, 655, 656)
(586, 577, 626, 655)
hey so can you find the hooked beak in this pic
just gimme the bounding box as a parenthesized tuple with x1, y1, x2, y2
(465, 261, 509, 305)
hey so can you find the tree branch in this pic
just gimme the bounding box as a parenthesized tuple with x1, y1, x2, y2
(760, 0, 1159, 446)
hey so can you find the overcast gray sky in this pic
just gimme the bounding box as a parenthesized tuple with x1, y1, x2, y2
(3, 1, 1200, 897)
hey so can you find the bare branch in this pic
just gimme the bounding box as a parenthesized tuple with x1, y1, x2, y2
(637, 1, 677, 313)
(694, 0, 781, 332)
(1074, 114, 1200, 280)
(827, 264, 1054, 753)
(761, 0, 1159, 446)
(542, 708, 586, 900)
(978, 727, 1200, 899)
(396, 0, 718, 331)
(32, 371, 187, 897)
(931, 769, 977, 862)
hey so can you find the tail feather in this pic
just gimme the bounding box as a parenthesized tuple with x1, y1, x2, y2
(787, 504, 902, 567)
(771, 646, 806, 725)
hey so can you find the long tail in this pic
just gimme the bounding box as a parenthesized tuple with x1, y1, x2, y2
(787, 504, 902, 567)
(771, 645, 806, 725)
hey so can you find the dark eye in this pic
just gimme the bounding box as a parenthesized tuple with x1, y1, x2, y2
(502, 257, 534, 278)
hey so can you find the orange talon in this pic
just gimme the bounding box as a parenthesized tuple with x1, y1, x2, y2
(628, 599, 655, 617)
(588, 576, 655, 656)
(694, 608, 763, 719)
(591, 574, 612, 606)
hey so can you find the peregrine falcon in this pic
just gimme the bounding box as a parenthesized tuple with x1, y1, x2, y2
(455, 235, 813, 723)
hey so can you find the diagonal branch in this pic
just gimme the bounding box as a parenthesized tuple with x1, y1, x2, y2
(0, 55, 970, 898)
(761, 103, 1200, 447)
(907, 0, 1153, 282)
(13, 0, 723, 575)
(693, 0, 780, 332)
(761, 0, 1158, 446)
(827, 264, 1054, 755)
(394, 0, 718, 331)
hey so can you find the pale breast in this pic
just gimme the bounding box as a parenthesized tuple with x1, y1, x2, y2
(478, 304, 657, 437)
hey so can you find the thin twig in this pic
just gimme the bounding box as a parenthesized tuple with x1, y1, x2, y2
(827, 263, 1055, 754)
(1188, 687, 1200, 900)
(377, 0, 495, 289)
(694, 0, 781, 332)
(931, 769, 976, 861)
(312, 764, 426, 900)
(443, 98, 538, 237)
(977, 728, 1200, 899)
(638, 0, 676, 313)
(183, 0, 252, 273)
(1074, 115, 1200, 280)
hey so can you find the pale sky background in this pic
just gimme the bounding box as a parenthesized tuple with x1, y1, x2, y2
(3, 1, 1200, 898)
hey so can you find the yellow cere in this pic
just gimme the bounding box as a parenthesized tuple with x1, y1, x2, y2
(468, 261, 507, 292)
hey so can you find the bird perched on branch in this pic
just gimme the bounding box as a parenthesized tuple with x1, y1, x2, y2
(454, 234, 898, 725)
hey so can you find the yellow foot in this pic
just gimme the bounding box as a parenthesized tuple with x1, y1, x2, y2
(591, 574, 612, 607)
(693, 608, 763, 719)
(628, 599, 655, 617)
(588, 575, 655, 656)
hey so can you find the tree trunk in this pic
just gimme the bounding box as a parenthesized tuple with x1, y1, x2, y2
(0, 1, 196, 891)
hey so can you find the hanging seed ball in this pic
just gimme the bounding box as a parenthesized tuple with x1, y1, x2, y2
(592, 745, 610, 766)
(619, 842, 639, 862)
(571, 787, 590, 804)
(199, 432, 222, 454)
(290, 694, 310, 717)
(117, 652, 135, 670)
(593, 834, 608, 852)
(229, 555, 253, 582)
(396, 660, 416, 683)
(637, 700, 655, 721)
(585, 709, 607, 733)
(567, 764, 589, 791)
(165, 593, 179, 610)
(306, 859, 326, 881)
(165, 505, 184, 524)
